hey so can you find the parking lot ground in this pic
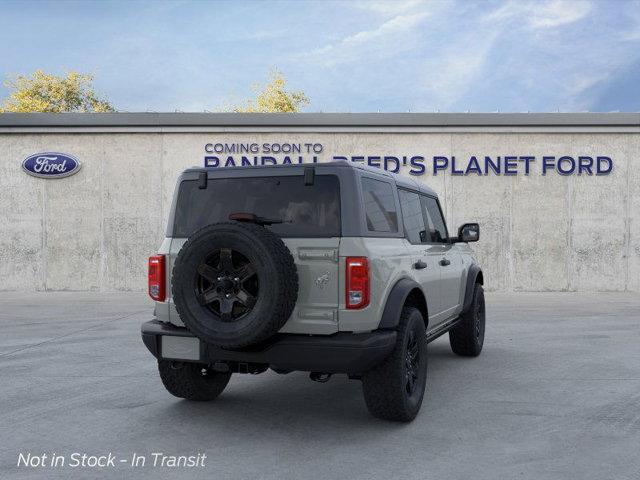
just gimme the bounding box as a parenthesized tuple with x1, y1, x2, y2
(1, 291, 639, 480)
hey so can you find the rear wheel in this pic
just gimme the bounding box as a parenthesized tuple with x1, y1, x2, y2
(362, 307, 427, 422)
(158, 360, 231, 401)
(449, 283, 485, 356)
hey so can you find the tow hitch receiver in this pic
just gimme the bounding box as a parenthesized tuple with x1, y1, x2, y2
(310, 372, 332, 383)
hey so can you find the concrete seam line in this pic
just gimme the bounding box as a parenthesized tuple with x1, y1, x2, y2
(624, 140, 631, 291)
(42, 174, 48, 291)
(99, 137, 106, 292)
(508, 171, 514, 292)
(0, 309, 149, 358)
(566, 135, 574, 292)
(160, 132, 165, 244)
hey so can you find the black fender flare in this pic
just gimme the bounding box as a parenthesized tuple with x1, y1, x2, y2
(378, 278, 425, 330)
(461, 264, 483, 314)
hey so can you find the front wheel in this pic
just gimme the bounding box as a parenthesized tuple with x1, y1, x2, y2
(449, 283, 485, 356)
(362, 307, 427, 422)
(158, 360, 231, 401)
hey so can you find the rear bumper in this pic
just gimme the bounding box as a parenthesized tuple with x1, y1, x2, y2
(141, 319, 396, 374)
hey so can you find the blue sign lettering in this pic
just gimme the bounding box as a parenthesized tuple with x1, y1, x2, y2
(202, 142, 614, 176)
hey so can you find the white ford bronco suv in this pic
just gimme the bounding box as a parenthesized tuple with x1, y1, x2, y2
(142, 161, 485, 422)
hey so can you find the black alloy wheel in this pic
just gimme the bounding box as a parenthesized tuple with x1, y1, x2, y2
(405, 329, 421, 396)
(195, 248, 259, 322)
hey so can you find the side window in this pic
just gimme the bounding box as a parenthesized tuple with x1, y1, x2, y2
(399, 190, 427, 244)
(361, 177, 398, 233)
(421, 196, 448, 243)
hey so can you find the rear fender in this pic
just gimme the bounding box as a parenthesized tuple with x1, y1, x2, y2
(378, 278, 427, 330)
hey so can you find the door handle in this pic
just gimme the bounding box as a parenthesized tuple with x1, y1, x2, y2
(413, 260, 428, 270)
(439, 258, 451, 266)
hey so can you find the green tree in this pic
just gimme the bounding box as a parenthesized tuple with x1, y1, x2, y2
(234, 69, 309, 113)
(1, 70, 114, 113)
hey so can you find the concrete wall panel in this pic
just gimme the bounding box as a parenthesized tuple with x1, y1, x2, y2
(449, 134, 514, 291)
(0, 135, 45, 290)
(626, 135, 640, 292)
(510, 134, 571, 291)
(101, 134, 164, 290)
(160, 134, 198, 229)
(568, 134, 630, 291)
(42, 136, 103, 290)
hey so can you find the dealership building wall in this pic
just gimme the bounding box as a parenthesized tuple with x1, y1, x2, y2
(1, 113, 639, 293)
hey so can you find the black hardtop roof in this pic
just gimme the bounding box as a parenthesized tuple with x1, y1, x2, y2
(184, 160, 437, 197)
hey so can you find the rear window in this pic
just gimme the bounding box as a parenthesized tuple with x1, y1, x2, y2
(361, 177, 398, 233)
(172, 175, 341, 238)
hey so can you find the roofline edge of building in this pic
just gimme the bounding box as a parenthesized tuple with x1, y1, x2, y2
(0, 112, 639, 128)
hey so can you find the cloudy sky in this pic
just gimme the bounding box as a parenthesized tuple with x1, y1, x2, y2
(1, 0, 638, 112)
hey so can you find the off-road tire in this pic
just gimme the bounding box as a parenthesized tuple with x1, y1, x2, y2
(362, 307, 427, 422)
(158, 360, 231, 401)
(172, 222, 298, 348)
(449, 283, 485, 356)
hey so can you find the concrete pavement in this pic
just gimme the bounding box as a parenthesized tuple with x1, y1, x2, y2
(1, 292, 639, 480)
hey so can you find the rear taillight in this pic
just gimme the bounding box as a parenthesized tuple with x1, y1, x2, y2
(148, 255, 166, 301)
(346, 257, 369, 309)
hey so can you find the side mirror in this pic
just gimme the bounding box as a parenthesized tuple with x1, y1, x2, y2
(457, 223, 480, 243)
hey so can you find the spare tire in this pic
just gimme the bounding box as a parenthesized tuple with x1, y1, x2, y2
(172, 222, 298, 348)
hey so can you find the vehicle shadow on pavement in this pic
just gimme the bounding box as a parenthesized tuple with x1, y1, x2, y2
(153, 340, 468, 432)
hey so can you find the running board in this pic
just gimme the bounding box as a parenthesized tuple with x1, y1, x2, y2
(426, 316, 461, 343)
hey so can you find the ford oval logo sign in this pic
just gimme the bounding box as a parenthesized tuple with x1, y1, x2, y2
(22, 152, 81, 179)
